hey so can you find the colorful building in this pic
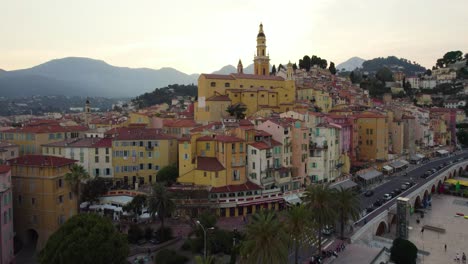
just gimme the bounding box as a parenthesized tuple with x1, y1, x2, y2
(354, 113, 389, 162)
(9, 155, 77, 251)
(111, 128, 177, 186)
(0, 141, 19, 164)
(0, 165, 14, 264)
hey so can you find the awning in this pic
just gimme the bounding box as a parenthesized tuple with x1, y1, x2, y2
(416, 154, 425, 159)
(383, 165, 393, 171)
(284, 194, 302, 205)
(410, 155, 422, 161)
(331, 179, 358, 190)
(357, 170, 383, 181)
(390, 160, 409, 169)
(437, 150, 449, 155)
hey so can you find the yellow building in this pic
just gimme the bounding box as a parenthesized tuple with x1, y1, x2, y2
(111, 128, 177, 186)
(297, 87, 333, 113)
(0, 124, 87, 156)
(355, 113, 389, 161)
(9, 155, 77, 251)
(195, 24, 296, 123)
(178, 134, 247, 187)
(128, 112, 151, 126)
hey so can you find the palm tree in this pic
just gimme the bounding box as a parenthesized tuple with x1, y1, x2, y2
(283, 204, 312, 264)
(335, 187, 361, 239)
(240, 210, 288, 264)
(65, 164, 90, 211)
(148, 183, 175, 240)
(303, 184, 336, 253)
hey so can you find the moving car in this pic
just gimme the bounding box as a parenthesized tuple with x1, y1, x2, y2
(364, 190, 374, 197)
(383, 193, 392, 201)
(421, 170, 432, 179)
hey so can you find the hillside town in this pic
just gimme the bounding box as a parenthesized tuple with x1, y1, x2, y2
(1, 23, 468, 264)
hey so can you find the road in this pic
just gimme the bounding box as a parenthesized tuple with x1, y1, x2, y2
(356, 150, 468, 225)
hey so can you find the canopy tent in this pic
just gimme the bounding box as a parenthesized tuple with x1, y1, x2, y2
(410, 155, 422, 161)
(416, 154, 425, 159)
(284, 194, 302, 205)
(390, 160, 409, 169)
(357, 169, 383, 181)
(330, 179, 358, 190)
(383, 165, 394, 172)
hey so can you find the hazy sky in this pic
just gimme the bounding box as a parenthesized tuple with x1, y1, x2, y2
(1, 0, 467, 73)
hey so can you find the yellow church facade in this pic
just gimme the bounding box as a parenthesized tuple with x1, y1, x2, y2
(195, 24, 296, 123)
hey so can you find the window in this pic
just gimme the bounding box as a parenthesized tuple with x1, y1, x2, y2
(105, 148, 109, 155)
(58, 195, 64, 204)
(148, 163, 153, 170)
(105, 168, 111, 175)
(31, 198, 36, 205)
(250, 94, 254, 97)
(58, 179, 63, 188)
(232, 144, 236, 153)
(140, 163, 144, 170)
(95, 148, 99, 155)
(210, 82, 216, 87)
(312, 162, 317, 168)
(155, 165, 160, 170)
(18, 195, 22, 204)
(148, 152, 152, 158)
(251, 149, 257, 155)
(95, 156, 99, 163)
(204, 172, 207, 177)
(239, 143, 243, 152)
(184, 153, 189, 160)
(105, 156, 110, 163)
(95, 169, 100, 177)
(3, 212, 6, 224)
(232, 170, 240, 181)
(252, 162, 256, 170)
(69, 192, 73, 200)
(58, 215, 66, 225)
(206, 143, 211, 151)
(225, 82, 230, 87)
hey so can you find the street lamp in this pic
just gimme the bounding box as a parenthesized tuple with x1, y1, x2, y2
(196, 220, 214, 260)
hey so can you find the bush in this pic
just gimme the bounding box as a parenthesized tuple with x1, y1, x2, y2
(155, 249, 189, 264)
(390, 238, 418, 264)
(180, 240, 191, 251)
(144, 226, 154, 240)
(128, 225, 143, 244)
(155, 226, 173, 242)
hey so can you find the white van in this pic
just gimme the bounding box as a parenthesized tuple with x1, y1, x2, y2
(383, 193, 392, 201)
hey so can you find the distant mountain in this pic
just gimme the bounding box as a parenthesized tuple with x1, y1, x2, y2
(336, 57, 365, 71)
(0, 57, 199, 98)
(361, 56, 426, 75)
(211, 64, 255, 75)
(0, 69, 6, 75)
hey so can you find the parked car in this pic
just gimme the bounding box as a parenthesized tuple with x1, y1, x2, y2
(431, 168, 437, 173)
(408, 181, 415, 187)
(383, 193, 392, 201)
(393, 188, 401, 195)
(374, 199, 383, 207)
(421, 170, 432, 179)
(366, 207, 374, 213)
(389, 191, 396, 198)
(438, 164, 445, 170)
(401, 183, 409, 190)
(364, 190, 374, 197)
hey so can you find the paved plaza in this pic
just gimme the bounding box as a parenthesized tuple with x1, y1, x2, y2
(407, 194, 468, 264)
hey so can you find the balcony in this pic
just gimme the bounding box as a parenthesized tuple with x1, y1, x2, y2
(261, 176, 275, 185)
(231, 161, 245, 167)
(266, 152, 272, 158)
(145, 146, 154, 150)
(309, 142, 328, 150)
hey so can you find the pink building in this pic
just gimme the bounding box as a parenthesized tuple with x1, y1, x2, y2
(0, 165, 14, 264)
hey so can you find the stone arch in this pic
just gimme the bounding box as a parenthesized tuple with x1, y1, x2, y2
(465, 165, 468, 171)
(375, 221, 388, 236)
(431, 184, 436, 193)
(454, 170, 458, 177)
(460, 168, 464, 177)
(444, 176, 448, 181)
(25, 229, 39, 249)
(414, 195, 422, 209)
(449, 172, 453, 178)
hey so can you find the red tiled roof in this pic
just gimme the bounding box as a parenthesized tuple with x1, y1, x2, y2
(0, 165, 10, 174)
(92, 138, 112, 148)
(8, 155, 76, 167)
(163, 119, 199, 128)
(42, 138, 101, 148)
(4, 125, 87, 134)
(248, 139, 281, 150)
(190, 122, 222, 133)
(0, 141, 18, 149)
(201, 74, 236, 80)
(196, 157, 225, 171)
(210, 181, 262, 193)
(254, 130, 271, 136)
(114, 128, 175, 140)
(197, 135, 243, 143)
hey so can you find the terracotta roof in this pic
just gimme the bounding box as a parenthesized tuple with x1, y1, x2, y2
(0, 165, 10, 174)
(206, 95, 231, 101)
(92, 138, 112, 148)
(163, 119, 199, 128)
(42, 138, 101, 148)
(254, 130, 272, 136)
(210, 181, 262, 193)
(8, 155, 76, 167)
(114, 128, 175, 140)
(197, 135, 244, 143)
(201, 74, 236, 80)
(196, 157, 225, 171)
(230, 73, 284, 81)
(0, 141, 18, 149)
(190, 122, 223, 133)
(248, 140, 282, 150)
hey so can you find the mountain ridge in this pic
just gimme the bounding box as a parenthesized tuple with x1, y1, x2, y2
(336, 57, 366, 71)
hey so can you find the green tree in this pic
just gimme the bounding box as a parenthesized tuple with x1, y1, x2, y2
(457, 129, 468, 146)
(299, 55, 311, 71)
(155, 249, 189, 264)
(278, 63, 284, 71)
(123, 194, 147, 220)
(335, 187, 360, 239)
(283, 204, 313, 264)
(226, 103, 247, 119)
(292, 63, 298, 70)
(148, 183, 176, 240)
(38, 214, 128, 264)
(390, 238, 418, 264)
(156, 164, 179, 186)
(425, 69, 432, 76)
(240, 210, 288, 264)
(329, 62, 336, 75)
(65, 164, 90, 210)
(376, 67, 394, 82)
(81, 177, 109, 203)
(271, 64, 277, 75)
(303, 184, 336, 253)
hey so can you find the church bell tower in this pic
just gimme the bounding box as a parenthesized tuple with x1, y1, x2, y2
(253, 23, 270, 76)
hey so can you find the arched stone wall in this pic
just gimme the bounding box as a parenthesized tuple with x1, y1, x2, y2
(375, 221, 388, 236)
